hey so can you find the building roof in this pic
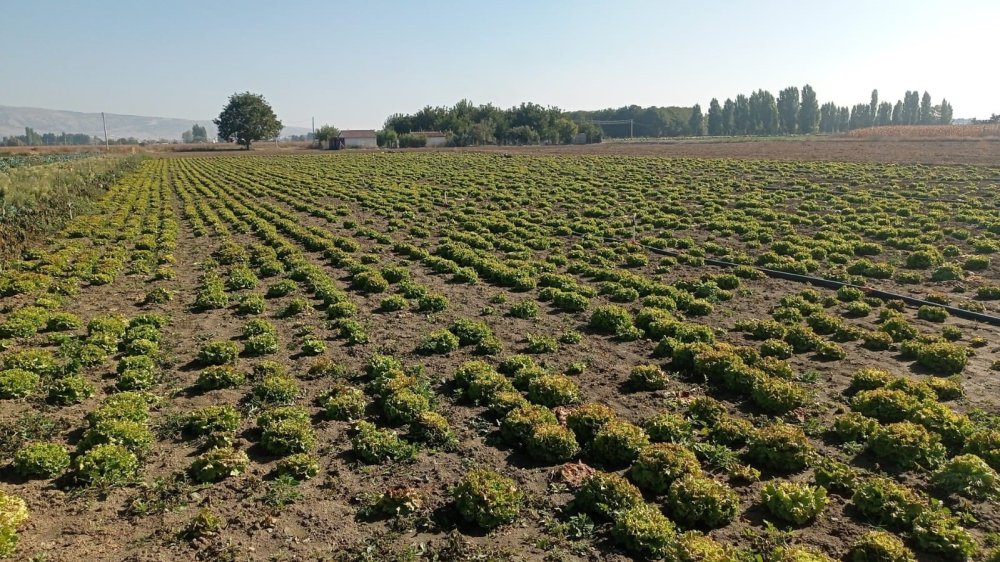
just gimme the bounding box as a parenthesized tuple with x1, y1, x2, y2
(340, 129, 377, 139)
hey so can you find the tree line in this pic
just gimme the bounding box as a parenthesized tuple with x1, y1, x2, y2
(383, 100, 602, 146)
(382, 88, 956, 145)
(180, 124, 209, 143)
(2, 127, 147, 147)
(697, 87, 954, 136)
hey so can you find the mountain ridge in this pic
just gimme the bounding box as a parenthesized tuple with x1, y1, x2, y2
(0, 104, 310, 140)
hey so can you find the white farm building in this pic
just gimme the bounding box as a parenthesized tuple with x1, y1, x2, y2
(331, 129, 378, 149)
(411, 131, 448, 147)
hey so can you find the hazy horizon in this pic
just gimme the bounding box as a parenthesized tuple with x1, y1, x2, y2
(3, 0, 998, 129)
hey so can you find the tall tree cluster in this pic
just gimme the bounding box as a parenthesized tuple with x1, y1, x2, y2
(692, 86, 954, 136)
(385, 100, 602, 146)
(386, 87, 957, 144)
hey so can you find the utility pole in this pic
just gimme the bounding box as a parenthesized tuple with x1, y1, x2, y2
(101, 112, 110, 151)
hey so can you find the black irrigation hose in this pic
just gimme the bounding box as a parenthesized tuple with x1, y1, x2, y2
(579, 232, 1000, 327)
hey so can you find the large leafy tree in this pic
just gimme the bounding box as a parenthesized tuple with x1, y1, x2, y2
(213, 92, 283, 149)
(798, 85, 819, 134)
(688, 104, 704, 136)
(777, 86, 799, 134)
(315, 124, 340, 142)
(706, 98, 723, 136)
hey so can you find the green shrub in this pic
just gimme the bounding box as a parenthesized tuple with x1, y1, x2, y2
(869, 421, 946, 469)
(911, 510, 976, 561)
(244, 332, 279, 356)
(813, 458, 860, 496)
(665, 474, 740, 528)
(195, 365, 245, 390)
(932, 454, 999, 499)
(629, 443, 701, 495)
(189, 447, 250, 482)
(644, 411, 694, 444)
(86, 391, 151, 425)
(748, 424, 813, 471)
(317, 384, 367, 420)
(351, 421, 415, 464)
(925, 376, 962, 401)
(566, 403, 618, 444)
(526, 424, 580, 463)
(416, 293, 448, 313)
(185, 405, 240, 436)
(772, 546, 837, 562)
(611, 502, 678, 560)
(906, 249, 943, 269)
(465, 369, 516, 405)
(589, 304, 634, 336)
(46, 374, 95, 405)
(527, 373, 580, 407)
(590, 419, 650, 468)
(300, 337, 326, 356)
(833, 412, 880, 442)
(415, 329, 460, 355)
(452, 468, 524, 529)
(275, 453, 321, 480)
(760, 480, 828, 525)
(760, 338, 793, 359)
(686, 396, 727, 425)
(880, 316, 918, 342)
(849, 530, 915, 562)
(553, 291, 590, 312)
(629, 364, 671, 390)
(13, 442, 71, 478)
(525, 333, 558, 353)
(508, 300, 539, 319)
(574, 471, 644, 518)
(0, 369, 39, 398)
(674, 531, 738, 562)
(256, 406, 310, 432)
(197, 340, 239, 366)
(851, 389, 921, 423)
(851, 477, 926, 528)
(500, 404, 557, 445)
(79, 417, 153, 455)
(0, 491, 28, 557)
(73, 443, 139, 486)
(378, 294, 407, 312)
(931, 264, 963, 282)
(252, 375, 300, 405)
(750, 376, 808, 415)
(964, 430, 1000, 470)
(915, 342, 968, 375)
(708, 414, 756, 447)
(266, 279, 296, 298)
(408, 411, 457, 448)
(382, 389, 431, 425)
(237, 293, 266, 315)
(917, 305, 949, 323)
(848, 368, 895, 393)
(351, 270, 389, 293)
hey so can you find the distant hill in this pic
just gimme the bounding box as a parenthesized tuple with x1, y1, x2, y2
(0, 105, 310, 141)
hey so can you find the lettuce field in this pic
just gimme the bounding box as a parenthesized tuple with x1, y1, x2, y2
(2, 152, 1000, 561)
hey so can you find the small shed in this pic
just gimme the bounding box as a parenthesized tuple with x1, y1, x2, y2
(412, 131, 448, 147)
(334, 130, 378, 149)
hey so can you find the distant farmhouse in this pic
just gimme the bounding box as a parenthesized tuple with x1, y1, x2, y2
(329, 129, 377, 149)
(410, 131, 447, 147)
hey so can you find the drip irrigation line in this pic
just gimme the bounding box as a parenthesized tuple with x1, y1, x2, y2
(575, 232, 1000, 327)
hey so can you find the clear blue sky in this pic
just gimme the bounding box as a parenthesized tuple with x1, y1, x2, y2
(3, 0, 998, 129)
